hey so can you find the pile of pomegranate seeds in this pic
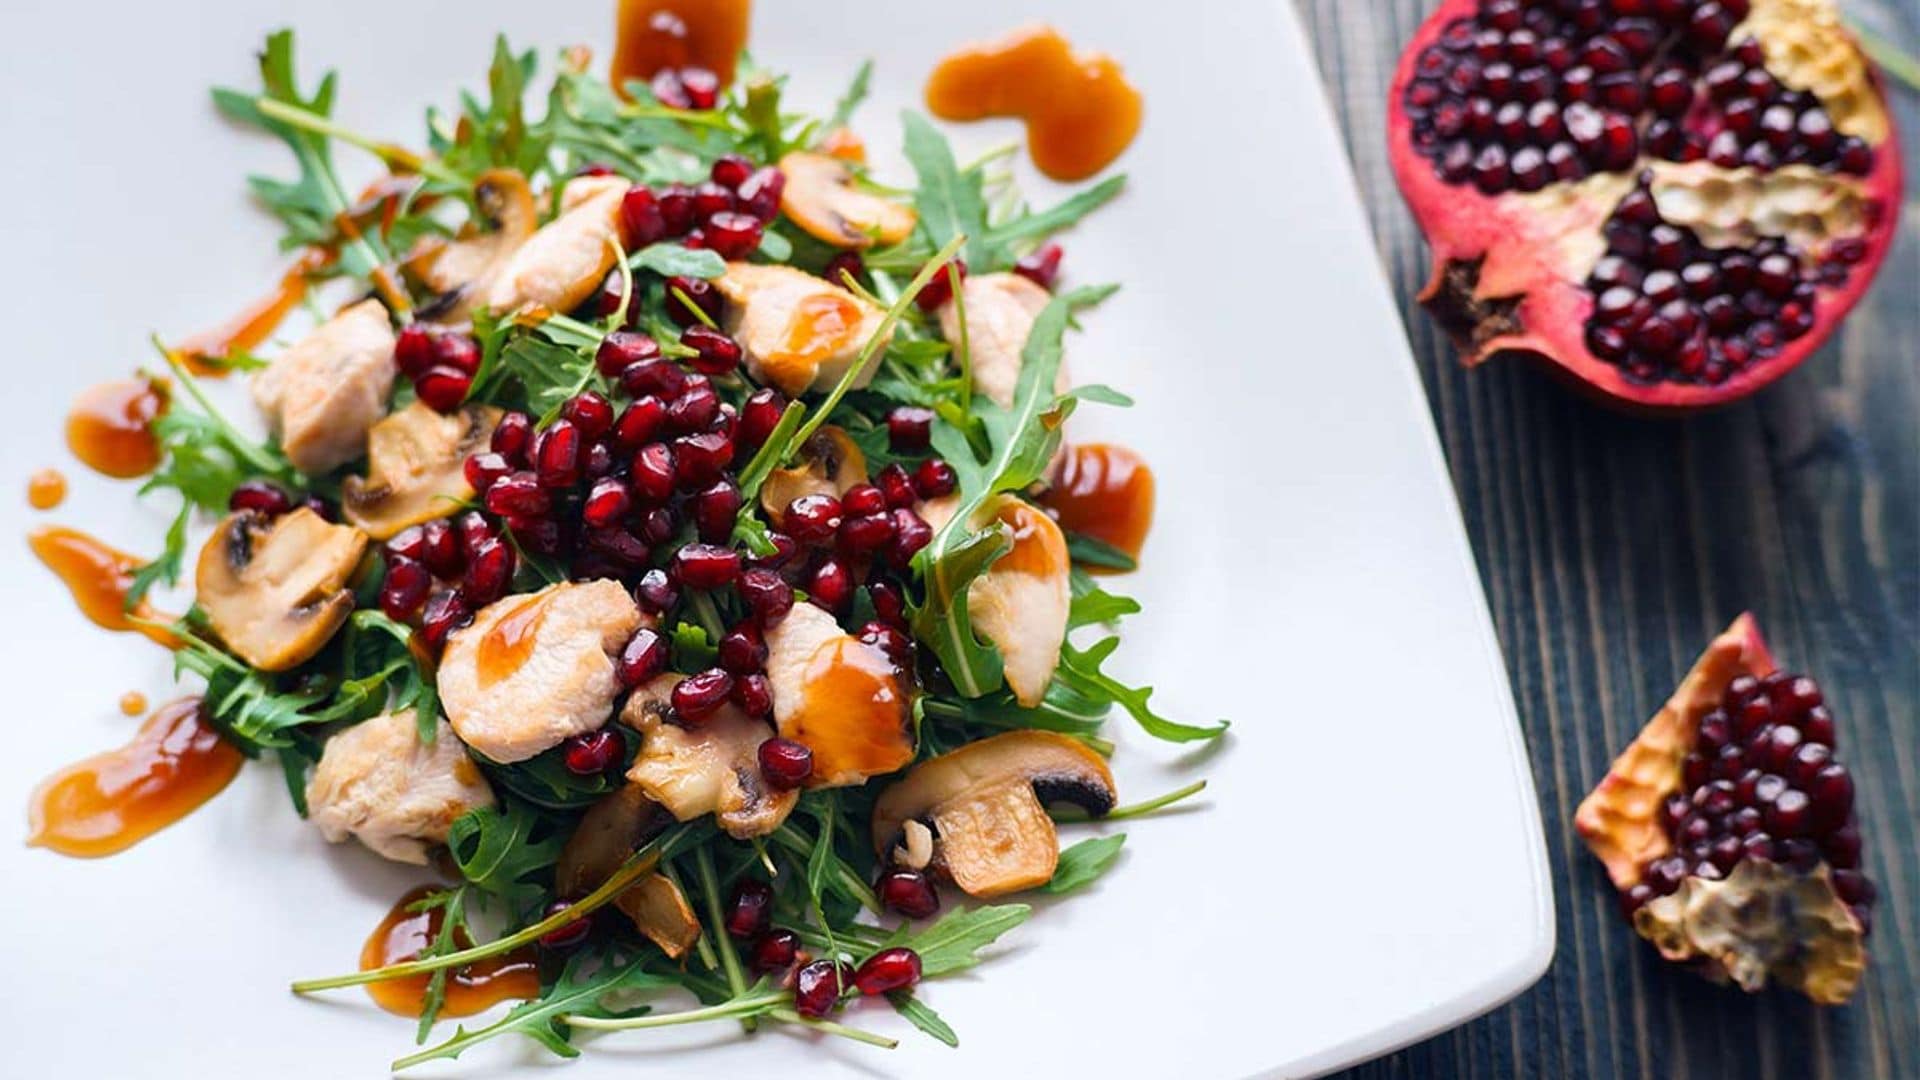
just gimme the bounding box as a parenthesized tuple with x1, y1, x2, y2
(1627, 671, 1875, 932)
(394, 325, 483, 412)
(613, 153, 784, 262)
(379, 511, 518, 646)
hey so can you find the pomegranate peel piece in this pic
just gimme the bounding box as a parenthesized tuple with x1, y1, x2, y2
(1634, 858, 1865, 1005)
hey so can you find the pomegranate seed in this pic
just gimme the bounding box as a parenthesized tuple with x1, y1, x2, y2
(869, 581, 906, 626)
(563, 729, 623, 776)
(841, 484, 887, 518)
(492, 411, 534, 463)
(629, 443, 677, 502)
(432, 333, 481, 375)
(610, 396, 667, 452)
(650, 68, 692, 109)
(667, 377, 721, 434)
(415, 366, 472, 412)
(617, 627, 670, 689)
(601, 339, 666, 388)
(878, 869, 939, 919)
(675, 543, 742, 590)
(758, 737, 813, 789)
(785, 494, 843, 544)
(912, 458, 957, 498)
(746, 532, 799, 571)
(824, 251, 865, 289)
(737, 167, 786, 222)
(508, 515, 566, 557)
(1013, 242, 1064, 290)
(637, 506, 679, 546)
(858, 620, 914, 668)
(582, 476, 632, 527)
(808, 558, 852, 612)
(379, 557, 432, 620)
(793, 960, 844, 1018)
(387, 526, 429, 563)
(705, 211, 765, 259)
(462, 539, 516, 606)
(725, 880, 773, 939)
(228, 479, 295, 515)
(718, 623, 767, 674)
(838, 512, 896, 554)
(536, 419, 584, 488)
(621, 185, 666, 247)
(852, 948, 921, 996)
(681, 325, 743, 376)
(664, 275, 722, 327)
(710, 153, 754, 190)
(691, 480, 743, 541)
(538, 900, 593, 950)
(563, 392, 615, 439)
(692, 182, 735, 221)
(680, 67, 720, 109)
(738, 568, 795, 625)
(887, 407, 935, 453)
(673, 668, 734, 721)
(420, 590, 472, 649)
(732, 672, 773, 717)
(419, 519, 464, 578)
(672, 431, 733, 489)
(464, 451, 512, 494)
(738, 388, 787, 451)
(457, 510, 505, 554)
(914, 259, 967, 311)
(656, 183, 695, 234)
(876, 464, 917, 509)
(485, 471, 550, 517)
(750, 928, 800, 973)
(394, 324, 437, 379)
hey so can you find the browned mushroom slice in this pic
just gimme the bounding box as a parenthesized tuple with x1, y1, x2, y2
(195, 508, 368, 672)
(484, 175, 628, 316)
(777, 151, 917, 249)
(342, 401, 501, 540)
(404, 168, 539, 321)
(622, 675, 798, 838)
(759, 425, 868, 526)
(871, 731, 1116, 898)
(715, 263, 892, 395)
(554, 784, 698, 957)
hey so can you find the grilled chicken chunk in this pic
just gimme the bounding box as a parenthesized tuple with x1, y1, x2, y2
(715, 263, 892, 396)
(306, 709, 496, 865)
(251, 299, 396, 474)
(483, 175, 628, 315)
(937, 272, 1070, 409)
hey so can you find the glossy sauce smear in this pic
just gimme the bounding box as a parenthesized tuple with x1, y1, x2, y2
(28, 526, 181, 647)
(28, 698, 242, 858)
(173, 250, 323, 376)
(27, 468, 68, 510)
(361, 888, 541, 1018)
(65, 376, 168, 479)
(476, 592, 552, 688)
(1042, 443, 1156, 566)
(612, 0, 751, 88)
(926, 26, 1142, 181)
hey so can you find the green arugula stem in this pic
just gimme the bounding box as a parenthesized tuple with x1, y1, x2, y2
(1054, 779, 1208, 823)
(785, 232, 968, 460)
(566, 990, 785, 1031)
(253, 97, 464, 186)
(766, 1007, 900, 1048)
(691, 847, 753, 1029)
(291, 829, 680, 992)
(150, 337, 297, 481)
(948, 262, 973, 414)
(769, 826, 881, 914)
(734, 401, 808, 502)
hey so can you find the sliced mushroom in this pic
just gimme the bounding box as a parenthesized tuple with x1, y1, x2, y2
(918, 495, 1071, 707)
(404, 168, 539, 321)
(554, 784, 698, 957)
(937, 272, 1072, 410)
(621, 675, 798, 838)
(764, 603, 916, 787)
(196, 507, 368, 671)
(438, 581, 643, 763)
(777, 151, 917, 249)
(483, 175, 628, 316)
(715, 263, 893, 396)
(251, 298, 397, 474)
(871, 731, 1117, 898)
(759, 425, 867, 525)
(305, 709, 496, 865)
(342, 400, 501, 540)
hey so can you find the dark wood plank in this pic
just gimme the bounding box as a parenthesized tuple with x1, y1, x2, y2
(1289, 2, 1920, 1077)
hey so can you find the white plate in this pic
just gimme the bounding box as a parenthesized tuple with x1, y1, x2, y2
(0, 1, 1553, 1076)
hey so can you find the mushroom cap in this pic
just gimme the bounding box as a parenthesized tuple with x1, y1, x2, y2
(776, 151, 917, 249)
(759, 425, 867, 526)
(621, 674, 798, 839)
(405, 168, 539, 321)
(438, 580, 642, 763)
(764, 603, 916, 787)
(483, 175, 627, 316)
(250, 298, 397, 475)
(195, 507, 368, 672)
(305, 709, 496, 865)
(871, 731, 1116, 898)
(554, 783, 697, 956)
(715, 263, 892, 396)
(343, 400, 501, 540)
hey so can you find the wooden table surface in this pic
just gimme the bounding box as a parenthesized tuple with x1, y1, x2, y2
(1290, 2, 1920, 1077)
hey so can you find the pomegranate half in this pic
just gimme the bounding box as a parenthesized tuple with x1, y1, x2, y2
(1388, 0, 1902, 412)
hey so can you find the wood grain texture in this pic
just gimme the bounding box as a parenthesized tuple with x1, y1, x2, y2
(1290, 2, 1920, 1077)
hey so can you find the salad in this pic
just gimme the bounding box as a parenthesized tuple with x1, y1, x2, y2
(29, 20, 1223, 1070)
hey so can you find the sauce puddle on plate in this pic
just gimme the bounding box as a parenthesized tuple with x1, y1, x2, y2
(612, 0, 752, 90)
(27, 468, 68, 510)
(28, 698, 242, 858)
(926, 26, 1142, 181)
(65, 376, 168, 479)
(28, 525, 181, 647)
(361, 887, 542, 1018)
(1042, 442, 1155, 567)
(173, 249, 325, 376)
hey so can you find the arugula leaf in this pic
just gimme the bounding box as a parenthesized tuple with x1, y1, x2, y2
(887, 991, 958, 1048)
(125, 502, 191, 610)
(1068, 570, 1140, 628)
(899, 903, 1031, 977)
(826, 60, 874, 133)
(404, 886, 474, 1043)
(978, 174, 1127, 261)
(447, 797, 568, 902)
(427, 36, 551, 188)
(1055, 637, 1228, 743)
(1066, 531, 1138, 573)
(499, 334, 598, 421)
(900, 112, 991, 267)
(393, 951, 676, 1070)
(1043, 834, 1126, 894)
(630, 242, 726, 279)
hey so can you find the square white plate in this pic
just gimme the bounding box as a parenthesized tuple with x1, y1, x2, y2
(0, 1, 1552, 1076)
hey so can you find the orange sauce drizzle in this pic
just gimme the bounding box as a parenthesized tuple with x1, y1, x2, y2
(119, 691, 149, 717)
(819, 126, 867, 163)
(925, 26, 1142, 181)
(612, 0, 752, 90)
(476, 593, 551, 687)
(27, 468, 68, 510)
(173, 248, 327, 377)
(991, 499, 1067, 577)
(780, 293, 861, 361)
(65, 376, 169, 479)
(27, 698, 241, 858)
(27, 526, 180, 648)
(1042, 443, 1155, 567)
(786, 639, 914, 782)
(361, 887, 542, 1018)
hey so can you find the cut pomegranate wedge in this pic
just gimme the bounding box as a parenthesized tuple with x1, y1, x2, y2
(1389, 0, 1902, 411)
(1575, 614, 1872, 1003)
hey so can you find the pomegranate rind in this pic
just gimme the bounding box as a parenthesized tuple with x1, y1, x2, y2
(1386, 0, 1905, 413)
(1634, 857, 1866, 1005)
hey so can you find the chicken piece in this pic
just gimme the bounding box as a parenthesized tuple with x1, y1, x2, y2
(251, 299, 397, 474)
(305, 710, 496, 865)
(764, 603, 916, 786)
(622, 676, 797, 839)
(918, 495, 1070, 706)
(483, 176, 628, 315)
(715, 263, 893, 396)
(438, 580, 643, 763)
(937, 272, 1070, 408)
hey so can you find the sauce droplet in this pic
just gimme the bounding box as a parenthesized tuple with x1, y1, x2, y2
(361, 887, 542, 1018)
(28, 526, 180, 647)
(990, 499, 1068, 577)
(612, 0, 752, 90)
(119, 691, 149, 717)
(779, 292, 861, 362)
(1041, 443, 1155, 568)
(476, 592, 551, 688)
(65, 377, 169, 479)
(173, 250, 325, 377)
(27, 468, 68, 510)
(27, 698, 241, 858)
(785, 638, 914, 783)
(925, 26, 1142, 181)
